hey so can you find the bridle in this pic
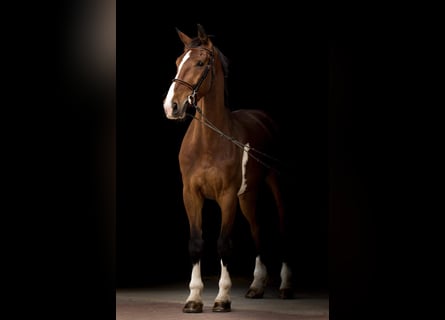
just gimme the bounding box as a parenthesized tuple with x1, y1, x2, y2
(170, 46, 282, 173)
(171, 46, 215, 106)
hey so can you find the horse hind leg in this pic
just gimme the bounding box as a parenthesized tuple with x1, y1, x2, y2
(279, 261, 293, 299)
(238, 190, 269, 299)
(266, 172, 294, 299)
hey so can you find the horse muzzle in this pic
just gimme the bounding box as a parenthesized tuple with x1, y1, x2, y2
(164, 99, 189, 120)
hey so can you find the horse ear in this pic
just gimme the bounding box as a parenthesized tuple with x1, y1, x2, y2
(197, 24, 210, 45)
(176, 28, 192, 47)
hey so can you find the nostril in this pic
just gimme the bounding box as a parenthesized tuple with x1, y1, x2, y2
(172, 102, 178, 115)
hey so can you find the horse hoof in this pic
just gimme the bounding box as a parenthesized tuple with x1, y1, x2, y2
(212, 301, 231, 312)
(279, 288, 294, 299)
(245, 288, 264, 299)
(183, 301, 203, 313)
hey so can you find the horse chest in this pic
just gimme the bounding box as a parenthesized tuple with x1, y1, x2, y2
(179, 152, 242, 197)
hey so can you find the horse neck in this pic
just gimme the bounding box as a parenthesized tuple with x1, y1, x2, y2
(189, 74, 231, 144)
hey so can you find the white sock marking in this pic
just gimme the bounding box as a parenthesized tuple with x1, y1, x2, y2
(186, 261, 203, 303)
(237, 143, 250, 195)
(215, 260, 232, 302)
(250, 255, 268, 289)
(279, 262, 292, 290)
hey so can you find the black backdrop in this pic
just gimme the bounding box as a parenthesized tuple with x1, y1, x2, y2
(114, 7, 444, 319)
(8, 2, 443, 320)
(116, 9, 445, 318)
(117, 17, 328, 290)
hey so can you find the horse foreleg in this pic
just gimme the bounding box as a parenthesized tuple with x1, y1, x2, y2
(182, 190, 204, 313)
(213, 194, 237, 312)
(183, 235, 204, 313)
(213, 259, 232, 312)
(183, 260, 204, 313)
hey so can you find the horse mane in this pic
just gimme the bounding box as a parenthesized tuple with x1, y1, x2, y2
(189, 36, 231, 108)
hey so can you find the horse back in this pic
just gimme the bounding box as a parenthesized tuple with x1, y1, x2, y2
(231, 109, 280, 150)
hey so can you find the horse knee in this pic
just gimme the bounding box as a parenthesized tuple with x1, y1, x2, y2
(188, 237, 204, 264)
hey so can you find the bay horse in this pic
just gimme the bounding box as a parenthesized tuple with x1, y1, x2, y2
(162, 24, 293, 313)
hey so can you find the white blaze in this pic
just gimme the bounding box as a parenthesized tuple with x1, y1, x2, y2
(163, 50, 192, 118)
(237, 143, 250, 195)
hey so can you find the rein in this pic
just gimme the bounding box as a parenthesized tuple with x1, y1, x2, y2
(187, 106, 281, 174)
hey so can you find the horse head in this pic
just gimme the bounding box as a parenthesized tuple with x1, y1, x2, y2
(163, 24, 216, 120)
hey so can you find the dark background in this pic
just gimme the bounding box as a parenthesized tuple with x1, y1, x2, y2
(117, 18, 328, 290)
(7, 2, 442, 320)
(116, 7, 443, 319)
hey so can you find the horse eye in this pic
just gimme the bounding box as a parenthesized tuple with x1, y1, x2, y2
(197, 61, 204, 67)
